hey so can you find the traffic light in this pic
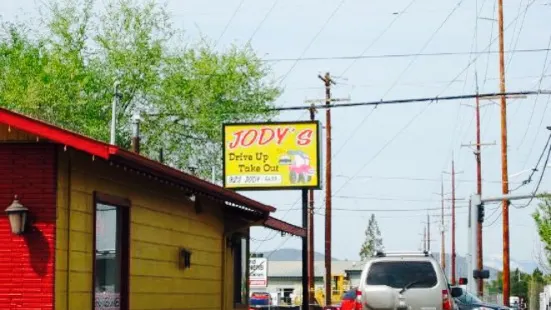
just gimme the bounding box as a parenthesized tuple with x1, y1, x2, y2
(477, 204, 485, 223)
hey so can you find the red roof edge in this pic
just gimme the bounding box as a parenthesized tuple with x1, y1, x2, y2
(264, 217, 306, 237)
(0, 109, 114, 159)
(0, 107, 276, 214)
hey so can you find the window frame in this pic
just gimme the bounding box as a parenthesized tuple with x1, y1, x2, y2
(232, 233, 250, 307)
(92, 192, 131, 310)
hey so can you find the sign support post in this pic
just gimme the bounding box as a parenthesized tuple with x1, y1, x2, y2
(302, 189, 308, 310)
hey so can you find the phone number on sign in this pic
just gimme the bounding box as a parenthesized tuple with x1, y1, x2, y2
(226, 175, 282, 185)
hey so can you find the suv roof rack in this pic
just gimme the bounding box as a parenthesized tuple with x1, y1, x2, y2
(374, 250, 432, 257)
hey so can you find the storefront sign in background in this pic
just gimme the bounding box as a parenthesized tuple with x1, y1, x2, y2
(249, 257, 268, 287)
(223, 121, 321, 190)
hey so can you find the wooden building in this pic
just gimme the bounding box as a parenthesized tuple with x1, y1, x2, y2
(0, 107, 305, 310)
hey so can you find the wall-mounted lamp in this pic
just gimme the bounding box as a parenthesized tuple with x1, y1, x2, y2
(5, 195, 28, 235)
(179, 248, 192, 270)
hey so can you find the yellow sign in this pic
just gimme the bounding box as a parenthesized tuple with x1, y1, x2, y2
(223, 121, 321, 190)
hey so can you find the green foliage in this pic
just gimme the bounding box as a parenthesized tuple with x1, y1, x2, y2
(534, 195, 551, 266)
(359, 214, 384, 261)
(486, 268, 547, 307)
(0, 0, 281, 179)
(511, 268, 530, 298)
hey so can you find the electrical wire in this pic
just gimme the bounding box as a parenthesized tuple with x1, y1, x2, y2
(510, 133, 551, 192)
(513, 140, 551, 209)
(246, 0, 279, 44)
(519, 33, 551, 159)
(279, 204, 471, 213)
(481, 0, 497, 91)
(338, 0, 419, 77)
(278, 0, 346, 83)
(437, 0, 538, 96)
(214, 0, 246, 49)
(504, 0, 531, 74)
(327, 104, 431, 203)
(382, 0, 465, 98)
(266, 90, 549, 112)
(333, 174, 521, 184)
(484, 208, 503, 227)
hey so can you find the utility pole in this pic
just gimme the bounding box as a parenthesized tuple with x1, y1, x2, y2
(110, 81, 121, 145)
(444, 157, 462, 285)
(427, 213, 431, 252)
(423, 226, 427, 252)
(461, 72, 496, 297)
(308, 104, 317, 304)
(451, 159, 457, 286)
(498, 0, 511, 305)
(320, 72, 334, 307)
(306, 73, 349, 306)
(440, 177, 446, 270)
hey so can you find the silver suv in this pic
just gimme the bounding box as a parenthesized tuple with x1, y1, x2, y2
(357, 251, 463, 310)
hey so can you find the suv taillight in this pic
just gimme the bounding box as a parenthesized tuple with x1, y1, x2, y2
(356, 289, 362, 302)
(442, 290, 452, 310)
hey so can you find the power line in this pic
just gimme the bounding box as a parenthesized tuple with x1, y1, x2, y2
(484, 207, 503, 227)
(268, 90, 551, 112)
(247, 0, 279, 44)
(511, 133, 551, 192)
(214, 0, 246, 48)
(519, 33, 551, 160)
(338, 0, 419, 77)
(504, 0, 532, 74)
(436, 0, 538, 96)
(383, 0, 465, 97)
(293, 205, 471, 213)
(513, 135, 551, 209)
(333, 174, 523, 185)
(278, 0, 345, 83)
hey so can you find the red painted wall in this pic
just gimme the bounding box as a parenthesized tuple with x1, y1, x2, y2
(0, 144, 56, 309)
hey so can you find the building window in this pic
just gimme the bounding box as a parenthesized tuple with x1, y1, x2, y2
(94, 193, 130, 310)
(233, 235, 248, 305)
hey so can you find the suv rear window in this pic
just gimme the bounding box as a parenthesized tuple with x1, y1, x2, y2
(366, 261, 438, 289)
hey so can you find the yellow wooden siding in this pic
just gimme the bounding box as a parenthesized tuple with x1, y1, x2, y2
(55, 148, 235, 310)
(0, 123, 36, 141)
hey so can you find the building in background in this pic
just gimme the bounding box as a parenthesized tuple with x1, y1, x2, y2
(249, 260, 365, 305)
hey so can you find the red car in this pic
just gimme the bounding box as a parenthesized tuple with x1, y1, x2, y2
(340, 288, 361, 310)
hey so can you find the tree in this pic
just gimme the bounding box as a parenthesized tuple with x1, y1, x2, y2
(533, 194, 551, 266)
(487, 271, 503, 294)
(359, 214, 384, 261)
(0, 0, 281, 180)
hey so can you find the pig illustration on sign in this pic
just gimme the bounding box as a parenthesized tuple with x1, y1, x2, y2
(278, 150, 315, 184)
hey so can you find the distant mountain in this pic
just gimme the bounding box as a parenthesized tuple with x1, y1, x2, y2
(261, 249, 540, 280)
(483, 254, 540, 274)
(261, 248, 340, 261)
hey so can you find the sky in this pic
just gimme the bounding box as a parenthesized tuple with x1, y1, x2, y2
(2, 0, 551, 263)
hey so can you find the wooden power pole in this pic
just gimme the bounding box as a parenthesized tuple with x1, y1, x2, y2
(497, 0, 511, 305)
(461, 72, 496, 297)
(423, 226, 427, 252)
(427, 213, 431, 252)
(320, 72, 334, 306)
(440, 177, 446, 270)
(451, 159, 457, 286)
(306, 73, 349, 306)
(444, 158, 462, 285)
